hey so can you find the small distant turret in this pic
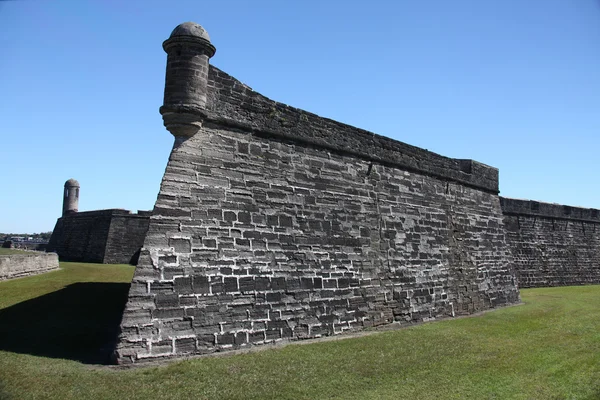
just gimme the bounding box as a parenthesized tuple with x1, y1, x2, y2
(62, 178, 79, 216)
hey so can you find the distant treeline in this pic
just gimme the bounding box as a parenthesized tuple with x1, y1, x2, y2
(1, 232, 53, 241)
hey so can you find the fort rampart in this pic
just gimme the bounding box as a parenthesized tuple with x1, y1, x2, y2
(47, 209, 150, 264)
(0, 253, 59, 281)
(501, 197, 600, 288)
(115, 23, 521, 364)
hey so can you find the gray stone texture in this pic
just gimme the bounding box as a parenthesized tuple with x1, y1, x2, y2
(115, 22, 520, 364)
(0, 253, 59, 281)
(47, 209, 150, 264)
(501, 197, 600, 287)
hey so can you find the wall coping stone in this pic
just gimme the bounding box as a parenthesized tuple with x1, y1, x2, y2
(500, 197, 600, 223)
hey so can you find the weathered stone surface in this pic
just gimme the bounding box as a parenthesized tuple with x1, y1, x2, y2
(0, 253, 59, 281)
(114, 22, 521, 364)
(501, 197, 600, 288)
(47, 179, 151, 265)
(47, 209, 150, 264)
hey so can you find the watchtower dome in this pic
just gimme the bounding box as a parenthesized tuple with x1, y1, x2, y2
(160, 22, 216, 137)
(62, 178, 79, 216)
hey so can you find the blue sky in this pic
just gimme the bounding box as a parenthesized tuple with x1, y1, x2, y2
(2, 0, 600, 233)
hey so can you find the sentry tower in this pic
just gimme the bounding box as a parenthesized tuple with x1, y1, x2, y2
(62, 178, 79, 216)
(160, 22, 216, 138)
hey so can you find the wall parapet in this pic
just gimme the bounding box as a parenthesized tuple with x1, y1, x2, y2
(70, 209, 151, 218)
(0, 253, 59, 281)
(199, 66, 499, 194)
(500, 197, 600, 223)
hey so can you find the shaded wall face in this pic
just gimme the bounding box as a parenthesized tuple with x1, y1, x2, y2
(503, 214, 600, 288)
(47, 212, 149, 265)
(116, 126, 519, 363)
(104, 217, 150, 265)
(47, 214, 112, 263)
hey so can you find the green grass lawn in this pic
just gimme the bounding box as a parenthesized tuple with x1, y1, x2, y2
(0, 264, 599, 400)
(0, 248, 32, 256)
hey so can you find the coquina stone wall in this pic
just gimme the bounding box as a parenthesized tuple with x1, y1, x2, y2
(115, 23, 521, 364)
(104, 211, 152, 264)
(501, 197, 600, 288)
(0, 253, 59, 281)
(47, 210, 150, 264)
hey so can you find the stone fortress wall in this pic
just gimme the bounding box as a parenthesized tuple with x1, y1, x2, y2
(500, 197, 600, 288)
(0, 253, 59, 281)
(47, 179, 151, 265)
(47, 209, 151, 264)
(110, 21, 600, 364)
(115, 22, 525, 364)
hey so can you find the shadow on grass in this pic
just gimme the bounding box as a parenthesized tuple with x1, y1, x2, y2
(0, 282, 130, 364)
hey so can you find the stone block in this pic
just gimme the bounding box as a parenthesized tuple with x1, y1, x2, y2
(169, 238, 192, 253)
(193, 275, 210, 294)
(174, 277, 193, 294)
(217, 333, 235, 345)
(155, 293, 179, 308)
(175, 337, 197, 353)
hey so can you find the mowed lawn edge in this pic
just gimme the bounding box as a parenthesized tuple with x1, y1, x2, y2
(0, 263, 598, 400)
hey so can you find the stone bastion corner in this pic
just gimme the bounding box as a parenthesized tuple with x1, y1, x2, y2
(114, 22, 522, 364)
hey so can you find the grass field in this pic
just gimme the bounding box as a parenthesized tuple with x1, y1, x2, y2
(0, 248, 33, 256)
(0, 263, 598, 399)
